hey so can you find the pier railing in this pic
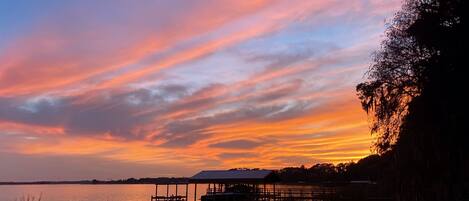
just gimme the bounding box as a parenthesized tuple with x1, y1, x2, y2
(205, 187, 337, 201)
(151, 183, 189, 201)
(151, 195, 187, 201)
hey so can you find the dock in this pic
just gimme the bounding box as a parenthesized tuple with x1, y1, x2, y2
(150, 170, 341, 201)
(151, 183, 189, 201)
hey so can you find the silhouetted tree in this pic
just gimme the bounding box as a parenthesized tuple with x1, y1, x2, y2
(357, 0, 467, 200)
(276, 156, 393, 184)
(277, 166, 310, 182)
(309, 163, 337, 182)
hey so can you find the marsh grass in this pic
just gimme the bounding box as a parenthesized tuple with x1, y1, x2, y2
(14, 193, 42, 201)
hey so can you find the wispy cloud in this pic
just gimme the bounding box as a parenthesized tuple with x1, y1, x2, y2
(0, 0, 401, 179)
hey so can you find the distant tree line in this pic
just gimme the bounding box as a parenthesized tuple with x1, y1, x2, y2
(0, 177, 189, 185)
(90, 177, 189, 184)
(276, 153, 394, 184)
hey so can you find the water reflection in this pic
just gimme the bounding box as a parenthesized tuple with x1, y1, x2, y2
(0, 184, 322, 201)
(0, 184, 208, 201)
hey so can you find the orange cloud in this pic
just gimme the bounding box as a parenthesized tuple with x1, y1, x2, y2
(0, 121, 65, 136)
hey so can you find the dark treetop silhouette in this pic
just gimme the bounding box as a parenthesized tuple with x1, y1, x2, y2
(356, 0, 467, 200)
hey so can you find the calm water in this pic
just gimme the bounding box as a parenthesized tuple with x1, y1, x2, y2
(0, 184, 209, 201)
(0, 184, 319, 201)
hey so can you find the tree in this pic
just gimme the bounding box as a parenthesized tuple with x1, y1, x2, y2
(357, 0, 467, 200)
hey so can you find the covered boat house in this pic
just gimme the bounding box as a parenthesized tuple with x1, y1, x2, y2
(190, 169, 278, 201)
(151, 169, 335, 201)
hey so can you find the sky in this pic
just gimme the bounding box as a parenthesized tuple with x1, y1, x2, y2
(0, 0, 401, 181)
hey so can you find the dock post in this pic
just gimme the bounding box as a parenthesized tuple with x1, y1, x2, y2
(263, 183, 266, 201)
(273, 183, 276, 201)
(176, 183, 178, 197)
(167, 184, 169, 198)
(185, 184, 189, 201)
(194, 184, 197, 201)
(311, 190, 314, 201)
(155, 184, 158, 197)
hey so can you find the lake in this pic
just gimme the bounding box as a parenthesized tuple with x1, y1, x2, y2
(0, 184, 322, 201)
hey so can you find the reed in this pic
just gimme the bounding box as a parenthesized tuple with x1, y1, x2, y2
(14, 193, 42, 201)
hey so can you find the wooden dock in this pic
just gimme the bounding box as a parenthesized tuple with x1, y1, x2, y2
(151, 195, 187, 201)
(151, 183, 189, 201)
(203, 187, 337, 201)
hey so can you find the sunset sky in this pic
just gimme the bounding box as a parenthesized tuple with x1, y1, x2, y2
(0, 0, 401, 181)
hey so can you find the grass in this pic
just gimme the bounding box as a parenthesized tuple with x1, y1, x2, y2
(14, 193, 42, 201)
